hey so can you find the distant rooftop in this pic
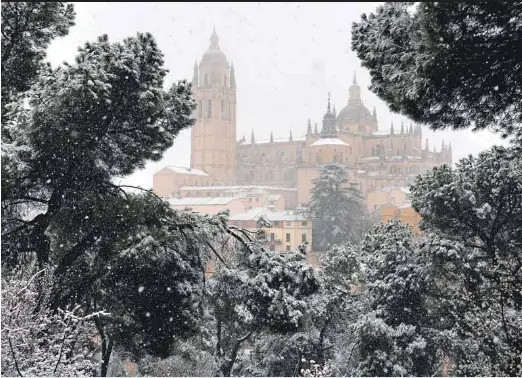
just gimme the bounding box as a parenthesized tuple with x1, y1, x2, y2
(230, 207, 308, 222)
(238, 136, 306, 145)
(167, 196, 240, 206)
(161, 166, 209, 176)
(309, 138, 349, 147)
(180, 185, 297, 192)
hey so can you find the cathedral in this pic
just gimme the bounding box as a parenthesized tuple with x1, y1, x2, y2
(153, 29, 452, 211)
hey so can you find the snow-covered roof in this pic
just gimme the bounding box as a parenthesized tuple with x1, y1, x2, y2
(397, 201, 414, 209)
(180, 185, 297, 192)
(168, 197, 240, 206)
(370, 130, 391, 137)
(360, 156, 380, 162)
(309, 138, 349, 147)
(267, 194, 282, 201)
(373, 186, 411, 194)
(239, 137, 306, 145)
(162, 166, 209, 176)
(230, 207, 308, 222)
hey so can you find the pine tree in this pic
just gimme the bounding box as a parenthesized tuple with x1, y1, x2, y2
(1, 2, 76, 127)
(309, 164, 370, 251)
(209, 240, 320, 376)
(352, 2, 522, 142)
(410, 146, 522, 376)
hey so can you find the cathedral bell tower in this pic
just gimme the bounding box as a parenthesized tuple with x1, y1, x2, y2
(191, 28, 237, 184)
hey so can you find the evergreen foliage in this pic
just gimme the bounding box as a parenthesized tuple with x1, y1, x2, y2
(309, 164, 370, 251)
(352, 2, 522, 141)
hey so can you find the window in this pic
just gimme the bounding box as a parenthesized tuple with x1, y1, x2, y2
(301, 233, 307, 242)
(255, 198, 259, 202)
(286, 245, 291, 252)
(248, 198, 252, 202)
(270, 233, 275, 241)
(302, 221, 307, 226)
(221, 100, 225, 118)
(204, 73, 208, 86)
(207, 99, 212, 118)
(286, 233, 291, 242)
(224, 74, 227, 86)
(273, 221, 280, 226)
(285, 221, 292, 227)
(198, 100, 203, 118)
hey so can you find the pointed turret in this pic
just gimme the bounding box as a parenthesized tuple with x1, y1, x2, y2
(289, 130, 293, 142)
(210, 26, 219, 51)
(321, 93, 337, 138)
(251, 129, 255, 144)
(270, 132, 274, 143)
(333, 105, 337, 118)
(230, 63, 236, 89)
(372, 106, 377, 120)
(314, 122, 318, 134)
(441, 140, 445, 150)
(409, 123, 414, 134)
(192, 61, 198, 86)
(425, 138, 429, 151)
(400, 121, 405, 135)
(307, 119, 312, 135)
(390, 121, 395, 135)
(348, 71, 361, 104)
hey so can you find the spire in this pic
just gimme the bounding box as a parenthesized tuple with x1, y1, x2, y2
(230, 63, 236, 89)
(192, 61, 198, 86)
(433, 144, 436, 153)
(449, 142, 452, 151)
(327, 92, 331, 113)
(321, 93, 337, 137)
(348, 73, 361, 103)
(332, 105, 337, 118)
(210, 26, 219, 50)
(409, 123, 414, 134)
(270, 132, 274, 143)
(372, 106, 377, 120)
(251, 129, 255, 144)
(425, 138, 429, 151)
(441, 140, 445, 150)
(289, 130, 293, 142)
(307, 119, 312, 135)
(390, 121, 395, 135)
(314, 122, 318, 134)
(400, 121, 404, 135)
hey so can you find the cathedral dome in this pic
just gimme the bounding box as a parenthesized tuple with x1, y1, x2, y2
(337, 103, 373, 125)
(200, 28, 228, 67)
(337, 72, 372, 125)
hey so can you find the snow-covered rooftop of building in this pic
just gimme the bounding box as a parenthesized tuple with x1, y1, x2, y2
(168, 197, 240, 206)
(309, 138, 349, 147)
(230, 207, 308, 222)
(370, 130, 391, 136)
(373, 186, 411, 194)
(360, 156, 380, 162)
(180, 185, 297, 192)
(239, 137, 306, 145)
(162, 166, 209, 176)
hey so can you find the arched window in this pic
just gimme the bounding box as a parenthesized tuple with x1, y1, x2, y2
(224, 75, 228, 86)
(204, 73, 208, 86)
(207, 99, 212, 118)
(198, 100, 203, 118)
(221, 100, 225, 119)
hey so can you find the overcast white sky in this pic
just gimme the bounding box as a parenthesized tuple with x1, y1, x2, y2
(46, 2, 507, 189)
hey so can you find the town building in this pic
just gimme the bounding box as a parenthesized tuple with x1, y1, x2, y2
(153, 29, 451, 230)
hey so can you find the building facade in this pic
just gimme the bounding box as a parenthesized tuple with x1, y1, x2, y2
(153, 30, 452, 215)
